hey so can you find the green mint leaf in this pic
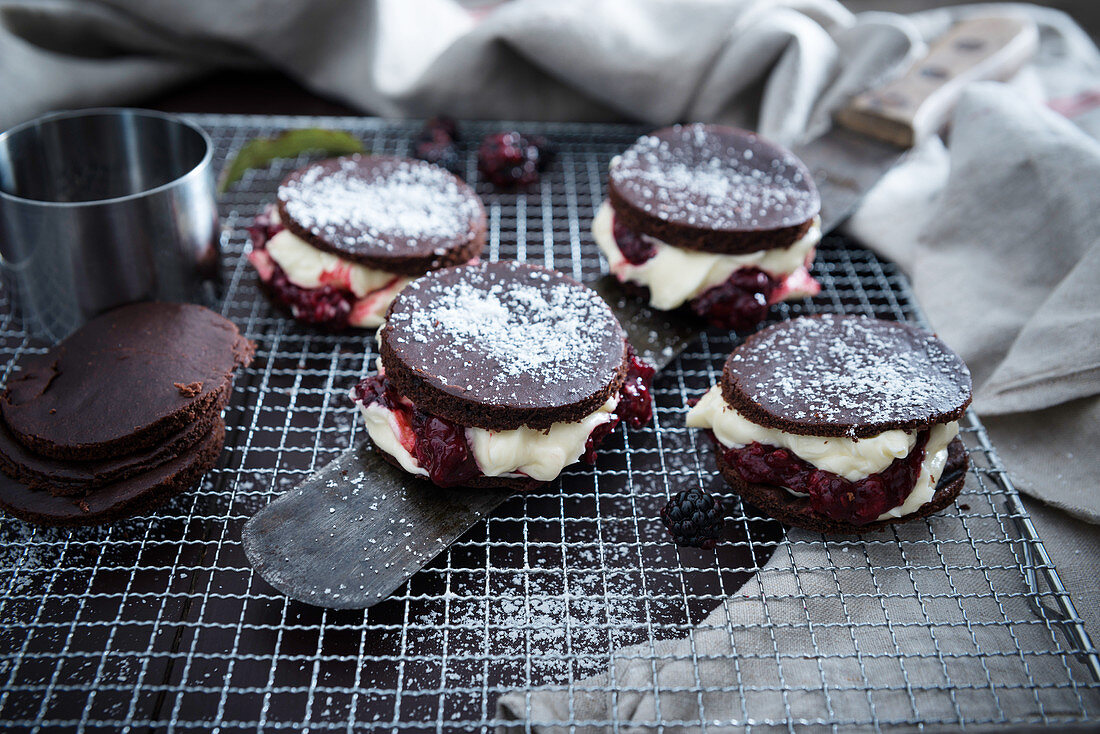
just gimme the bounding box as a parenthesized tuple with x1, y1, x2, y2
(217, 129, 366, 193)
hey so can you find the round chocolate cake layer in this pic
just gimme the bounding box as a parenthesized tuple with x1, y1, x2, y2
(0, 418, 225, 527)
(1, 302, 253, 461)
(380, 261, 629, 431)
(276, 155, 487, 275)
(721, 315, 972, 439)
(717, 436, 968, 534)
(0, 390, 225, 496)
(608, 124, 819, 255)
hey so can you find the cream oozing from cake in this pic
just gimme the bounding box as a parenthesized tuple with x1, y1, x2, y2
(357, 398, 427, 477)
(592, 201, 820, 311)
(352, 389, 618, 482)
(687, 385, 959, 520)
(248, 207, 412, 327)
(464, 397, 618, 481)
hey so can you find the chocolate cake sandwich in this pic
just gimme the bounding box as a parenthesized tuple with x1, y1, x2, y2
(350, 261, 655, 490)
(248, 154, 486, 330)
(686, 315, 972, 533)
(593, 123, 821, 332)
(0, 302, 253, 526)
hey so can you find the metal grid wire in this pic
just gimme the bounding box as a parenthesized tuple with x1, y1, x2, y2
(0, 114, 1097, 732)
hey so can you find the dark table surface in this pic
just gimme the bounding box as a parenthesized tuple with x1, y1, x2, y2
(145, 71, 362, 119)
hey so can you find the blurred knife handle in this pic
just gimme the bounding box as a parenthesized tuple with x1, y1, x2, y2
(835, 15, 1039, 148)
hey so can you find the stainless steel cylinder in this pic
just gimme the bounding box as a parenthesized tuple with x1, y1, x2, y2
(0, 108, 220, 342)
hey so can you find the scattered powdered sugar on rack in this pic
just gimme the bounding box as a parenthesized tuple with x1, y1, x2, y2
(279, 155, 480, 254)
(610, 123, 818, 230)
(388, 262, 623, 400)
(730, 314, 971, 428)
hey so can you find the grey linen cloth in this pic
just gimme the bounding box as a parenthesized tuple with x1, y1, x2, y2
(1, 0, 1098, 729)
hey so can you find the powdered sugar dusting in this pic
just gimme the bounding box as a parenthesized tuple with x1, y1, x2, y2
(611, 124, 818, 230)
(729, 315, 971, 430)
(279, 155, 481, 255)
(387, 262, 624, 406)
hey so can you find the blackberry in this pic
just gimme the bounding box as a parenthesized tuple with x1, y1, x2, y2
(660, 489, 724, 550)
(477, 131, 552, 187)
(414, 116, 461, 173)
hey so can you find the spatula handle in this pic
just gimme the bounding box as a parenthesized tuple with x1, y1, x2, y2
(835, 16, 1038, 148)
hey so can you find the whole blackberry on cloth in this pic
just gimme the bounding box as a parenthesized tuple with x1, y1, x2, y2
(660, 489, 725, 550)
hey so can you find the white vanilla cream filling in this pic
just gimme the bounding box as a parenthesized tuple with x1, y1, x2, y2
(357, 401, 428, 477)
(592, 200, 820, 311)
(353, 391, 618, 483)
(686, 385, 959, 520)
(688, 386, 915, 479)
(465, 397, 618, 482)
(255, 208, 412, 328)
(266, 230, 404, 298)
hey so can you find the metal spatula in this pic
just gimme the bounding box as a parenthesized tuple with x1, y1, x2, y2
(242, 276, 696, 609)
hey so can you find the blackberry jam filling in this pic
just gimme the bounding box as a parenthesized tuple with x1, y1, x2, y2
(582, 420, 618, 465)
(721, 431, 931, 526)
(409, 412, 481, 488)
(581, 344, 656, 462)
(689, 267, 778, 331)
(248, 205, 284, 248)
(612, 217, 657, 265)
(267, 268, 353, 328)
(353, 374, 479, 487)
(619, 344, 656, 428)
(248, 206, 353, 329)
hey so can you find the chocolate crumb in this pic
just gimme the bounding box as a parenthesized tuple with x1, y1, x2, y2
(175, 381, 203, 398)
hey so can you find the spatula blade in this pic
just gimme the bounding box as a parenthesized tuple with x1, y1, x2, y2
(590, 275, 698, 372)
(242, 444, 511, 609)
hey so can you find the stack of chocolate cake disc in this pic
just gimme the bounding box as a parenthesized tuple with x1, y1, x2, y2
(0, 302, 254, 526)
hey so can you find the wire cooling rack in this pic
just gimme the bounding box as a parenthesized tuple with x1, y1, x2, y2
(0, 114, 1097, 732)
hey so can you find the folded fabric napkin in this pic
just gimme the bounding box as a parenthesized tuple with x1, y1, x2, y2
(2, 0, 1097, 729)
(499, 516, 1096, 732)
